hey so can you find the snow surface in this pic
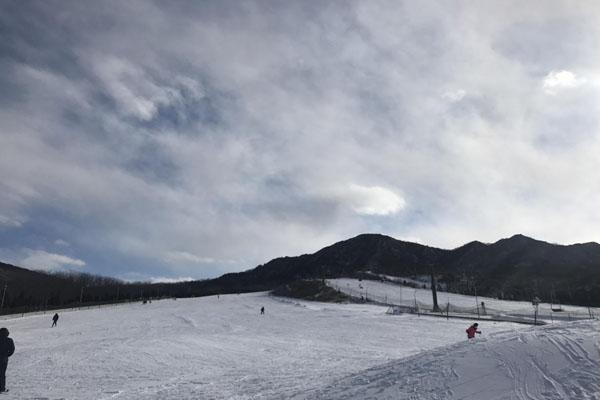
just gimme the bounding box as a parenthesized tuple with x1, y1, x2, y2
(2, 291, 599, 399)
(329, 278, 597, 322)
(305, 321, 600, 400)
(2, 293, 518, 399)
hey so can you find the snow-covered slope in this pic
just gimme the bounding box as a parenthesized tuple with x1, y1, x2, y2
(2, 293, 517, 399)
(3, 292, 598, 399)
(329, 278, 597, 322)
(304, 320, 600, 400)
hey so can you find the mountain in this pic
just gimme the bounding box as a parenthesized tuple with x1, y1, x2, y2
(3, 233, 600, 311)
(441, 234, 600, 303)
(209, 233, 600, 306)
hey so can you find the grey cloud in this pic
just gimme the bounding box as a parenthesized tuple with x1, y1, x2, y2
(2, 1, 600, 280)
(494, 17, 599, 73)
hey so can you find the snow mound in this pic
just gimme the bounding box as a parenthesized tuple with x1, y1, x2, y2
(303, 320, 600, 399)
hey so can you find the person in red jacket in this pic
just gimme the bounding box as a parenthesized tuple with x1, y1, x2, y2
(466, 323, 481, 339)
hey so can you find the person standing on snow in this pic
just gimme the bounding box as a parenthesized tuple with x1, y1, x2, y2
(260, 306, 265, 315)
(0, 327, 15, 393)
(466, 323, 481, 339)
(52, 313, 59, 327)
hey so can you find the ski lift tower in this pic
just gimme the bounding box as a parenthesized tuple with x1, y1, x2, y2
(430, 265, 441, 312)
(532, 296, 541, 325)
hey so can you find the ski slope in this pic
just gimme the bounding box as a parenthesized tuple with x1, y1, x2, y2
(304, 321, 600, 400)
(1, 293, 517, 399)
(2, 292, 598, 399)
(328, 278, 597, 322)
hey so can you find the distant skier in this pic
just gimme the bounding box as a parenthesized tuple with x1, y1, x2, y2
(0, 327, 15, 393)
(466, 323, 481, 339)
(260, 306, 265, 315)
(52, 313, 59, 327)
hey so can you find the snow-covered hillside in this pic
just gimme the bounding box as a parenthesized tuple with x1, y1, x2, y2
(2, 292, 598, 399)
(304, 321, 600, 400)
(1, 293, 516, 399)
(328, 278, 597, 322)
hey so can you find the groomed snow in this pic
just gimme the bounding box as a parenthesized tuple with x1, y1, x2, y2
(305, 320, 600, 400)
(2, 293, 519, 399)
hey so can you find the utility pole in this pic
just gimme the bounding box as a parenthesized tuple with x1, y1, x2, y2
(474, 280, 480, 318)
(0, 284, 7, 310)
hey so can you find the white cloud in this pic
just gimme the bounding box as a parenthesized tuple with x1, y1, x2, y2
(163, 251, 215, 265)
(542, 70, 581, 94)
(54, 239, 70, 247)
(149, 276, 195, 284)
(0, 215, 22, 228)
(92, 56, 201, 121)
(345, 184, 406, 216)
(20, 250, 86, 271)
(442, 89, 467, 102)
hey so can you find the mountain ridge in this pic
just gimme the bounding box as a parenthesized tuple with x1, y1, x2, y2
(217, 233, 600, 305)
(3, 233, 600, 309)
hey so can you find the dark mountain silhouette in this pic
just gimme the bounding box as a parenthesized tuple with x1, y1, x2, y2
(440, 234, 600, 303)
(2, 233, 600, 312)
(205, 233, 600, 306)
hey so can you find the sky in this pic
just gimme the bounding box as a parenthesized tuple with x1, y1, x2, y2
(1, 1, 600, 282)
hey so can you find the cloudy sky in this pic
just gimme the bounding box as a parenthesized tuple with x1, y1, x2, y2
(1, 1, 600, 281)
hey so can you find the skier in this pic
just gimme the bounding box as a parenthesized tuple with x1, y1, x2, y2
(52, 313, 59, 327)
(466, 323, 481, 339)
(0, 327, 15, 393)
(260, 306, 265, 315)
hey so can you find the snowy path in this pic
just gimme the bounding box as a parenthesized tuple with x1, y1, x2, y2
(1, 293, 518, 399)
(302, 321, 600, 400)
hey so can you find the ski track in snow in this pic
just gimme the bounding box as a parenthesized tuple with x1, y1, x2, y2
(0, 291, 598, 399)
(0, 293, 516, 399)
(303, 322, 600, 400)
